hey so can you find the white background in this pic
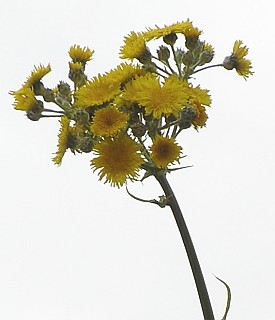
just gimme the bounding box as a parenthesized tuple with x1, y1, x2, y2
(1, 0, 274, 319)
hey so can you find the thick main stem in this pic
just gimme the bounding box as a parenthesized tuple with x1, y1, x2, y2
(154, 172, 215, 320)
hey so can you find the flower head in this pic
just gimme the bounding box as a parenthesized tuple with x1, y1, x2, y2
(223, 40, 253, 79)
(69, 45, 94, 64)
(121, 74, 188, 118)
(199, 42, 215, 64)
(10, 87, 38, 111)
(120, 32, 147, 61)
(91, 135, 144, 187)
(143, 20, 201, 41)
(52, 116, 71, 165)
(191, 102, 208, 128)
(105, 63, 146, 86)
(184, 24, 202, 39)
(185, 84, 211, 107)
(23, 64, 51, 88)
(202, 41, 214, 53)
(74, 75, 121, 108)
(150, 135, 182, 169)
(91, 106, 129, 137)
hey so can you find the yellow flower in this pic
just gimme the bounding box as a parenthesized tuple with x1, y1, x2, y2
(91, 106, 129, 137)
(68, 45, 94, 64)
(191, 101, 208, 128)
(185, 84, 211, 107)
(91, 134, 144, 187)
(115, 74, 151, 108)
(184, 24, 202, 39)
(74, 75, 121, 107)
(10, 87, 37, 111)
(121, 74, 188, 118)
(150, 135, 182, 169)
(223, 40, 253, 79)
(180, 84, 211, 128)
(202, 41, 214, 53)
(23, 64, 51, 88)
(105, 63, 146, 86)
(52, 116, 71, 165)
(143, 20, 201, 41)
(120, 31, 147, 60)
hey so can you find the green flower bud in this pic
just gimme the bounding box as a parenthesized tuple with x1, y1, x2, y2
(182, 51, 194, 66)
(175, 49, 185, 63)
(131, 123, 147, 138)
(157, 45, 170, 62)
(79, 135, 94, 153)
(185, 36, 200, 50)
(179, 106, 197, 129)
(138, 47, 152, 64)
(58, 81, 72, 100)
(43, 88, 56, 102)
(67, 133, 79, 150)
(33, 81, 45, 96)
(199, 50, 214, 64)
(163, 33, 177, 46)
(74, 108, 90, 125)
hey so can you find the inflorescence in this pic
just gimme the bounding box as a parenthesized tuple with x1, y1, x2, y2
(10, 20, 253, 187)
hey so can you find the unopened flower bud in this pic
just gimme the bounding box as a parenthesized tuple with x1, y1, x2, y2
(175, 49, 185, 63)
(163, 33, 177, 46)
(131, 123, 147, 137)
(79, 135, 94, 153)
(199, 50, 214, 64)
(182, 51, 194, 66)
(58, 81, 72, 99)
(67, 133, 78, 150)
(138, 47, 152, 64)
(179, 106, 197, 129)
(185, 36, 199, 50)
(43, 88, 56, 102)
(157, 45, 170, 62)
(74, 108, 90, 125)
(33, 81, 45, 96)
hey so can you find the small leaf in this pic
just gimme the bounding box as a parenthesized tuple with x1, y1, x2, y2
(215, 275, 231, 320)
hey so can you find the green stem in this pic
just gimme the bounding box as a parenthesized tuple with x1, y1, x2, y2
(193, 63, 223, 74)
(170, 45, 182, 77)
(154, 172, 215, 320)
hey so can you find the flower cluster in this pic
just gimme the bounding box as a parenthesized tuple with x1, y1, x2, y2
(10, 20, 253, 187)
